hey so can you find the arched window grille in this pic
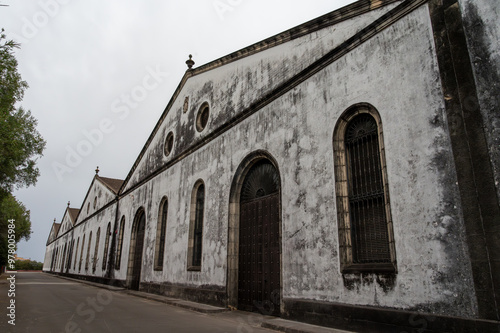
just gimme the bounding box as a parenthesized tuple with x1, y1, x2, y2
(333, 104, 396, 273)
(93, 228, 100, 273)
(187, 181, 205, 270)
(115, 217, 125, 269)
(102, 223, 111, 270)
(79, 235, 85, 272)
(155, 198, 168, 270)
(74, 238, 80, 270)
(85, 232, 92, 271)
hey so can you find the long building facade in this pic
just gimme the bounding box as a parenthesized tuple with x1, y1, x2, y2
(44, 0, 500, 331)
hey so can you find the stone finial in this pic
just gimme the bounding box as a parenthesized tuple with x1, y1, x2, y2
(67, 201, 70, 207)
(186, 54, 195, 69)
(95, 166, 99, 175)
(54, 218, 56, 223)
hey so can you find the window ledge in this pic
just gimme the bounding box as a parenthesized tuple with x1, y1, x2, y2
(341, 262, 397, 274)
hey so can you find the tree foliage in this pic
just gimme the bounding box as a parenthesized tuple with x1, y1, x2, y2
(0, 29, 46, 198)
(0, 30, 45, 267)
(15, 259, 43, 270)
(0, 193, 32, 267)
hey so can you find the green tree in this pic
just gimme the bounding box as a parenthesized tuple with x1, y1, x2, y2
(0, 30, 46, 199)
(0, 193, 31, 267)
(15, 259, 43, 270)
(0, 30, 45, 267)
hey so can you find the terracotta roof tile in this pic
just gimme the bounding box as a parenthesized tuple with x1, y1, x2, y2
(98, 176, 124, 194)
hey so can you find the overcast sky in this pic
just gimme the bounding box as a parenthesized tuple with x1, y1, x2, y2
(1, 0, 355, 262)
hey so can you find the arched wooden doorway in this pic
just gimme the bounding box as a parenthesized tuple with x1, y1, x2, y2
(128, 209, 146, 290)
(228, 152, 281, 316)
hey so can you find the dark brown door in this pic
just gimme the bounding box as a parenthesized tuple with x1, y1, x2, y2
(238, 192, 280, 315)
(131, 212, 146, 290)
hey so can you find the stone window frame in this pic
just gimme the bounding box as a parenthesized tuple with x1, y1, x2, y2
(154, 196, 168, 270)
(79, 234, 85, 272)
(74, 237, 80, 270)
(67, 239, 75, 272)
(93, 228, 100, 273)
(164, 131, 174, 157)
(187, 180, 205, 271)
(85, 231, 92, 271)
(196, 102, 210, 132)
(333, 103, 397, 274)
(115, 216, 125, 270)
(102, 222, 111, 270)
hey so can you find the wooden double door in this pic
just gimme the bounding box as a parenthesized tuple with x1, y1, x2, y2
(130, 211, 146, 291)
(238, 192, 280, 315)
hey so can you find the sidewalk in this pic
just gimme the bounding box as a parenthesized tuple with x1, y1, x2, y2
(53, 274, 355, 333)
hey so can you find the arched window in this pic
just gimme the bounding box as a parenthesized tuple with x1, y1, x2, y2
(79, 235, 85, 272)
(187, 181, 205, 270)
(74, 237, 80, 270)
(115, 217, 125, 270)
(333, 104, 396, 273)
(67, 240, 74, 271)
(102, 223, 111, 270)
(93, 228, 100, 273)
(154, 197, 168, 270)
(85, 232, 92, 271)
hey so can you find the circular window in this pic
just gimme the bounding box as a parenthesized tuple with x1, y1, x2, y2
(164, 131, 174, 156)
(196, 103, 210, 132)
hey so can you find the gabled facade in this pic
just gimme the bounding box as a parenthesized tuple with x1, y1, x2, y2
(44, 0, 500, 331)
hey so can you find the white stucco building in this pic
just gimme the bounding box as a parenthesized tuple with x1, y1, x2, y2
(44, 0, 500, 331)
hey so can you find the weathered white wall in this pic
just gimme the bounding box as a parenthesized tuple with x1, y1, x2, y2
(458, 0, 500, 201)
(111, 3, 477, 318)
(124, 2, 403, 192)
(44, 1, 482, 320)
(68, 202, 117, 276)
(76, 178, 117, 224)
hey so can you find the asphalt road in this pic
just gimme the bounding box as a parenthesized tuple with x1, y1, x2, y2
(0, 272, 279, 333)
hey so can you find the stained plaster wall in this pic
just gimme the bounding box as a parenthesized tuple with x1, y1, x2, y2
(67, 202, 117, 277)
(44, 229, 73, 272)
(112, 3, 477, 318)
(44, 178, 118, 275)
(458, 0, 500, 201)
(76, 178, 117, 224)
(59, 212, 74, 235)
(123, 1, 403, 192)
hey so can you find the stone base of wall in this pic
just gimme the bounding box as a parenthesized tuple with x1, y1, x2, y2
(140, 281, 226, 308)
(283, 298, 500, 333)
(45, 271, 126, 288)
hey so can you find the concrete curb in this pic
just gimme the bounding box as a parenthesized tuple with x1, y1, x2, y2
(53, 274, 126, 291)
(122, 289, 228, 314)
(262, 318, 356, 333)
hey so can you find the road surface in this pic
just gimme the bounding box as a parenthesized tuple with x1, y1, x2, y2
(0, 271, 279, 333)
